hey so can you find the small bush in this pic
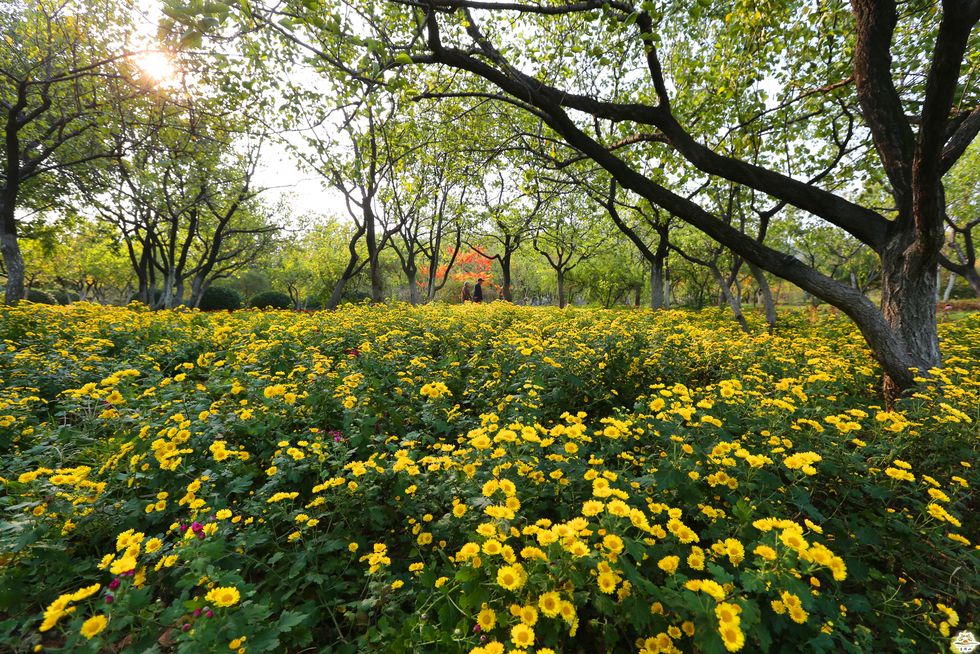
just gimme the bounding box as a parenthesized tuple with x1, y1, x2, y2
(198, 286, 243, 311)
(51, 289, 80, 305)
(26, 289, 57, 304)
(248, 290, 293, 309)
(340, 288, 371, 304)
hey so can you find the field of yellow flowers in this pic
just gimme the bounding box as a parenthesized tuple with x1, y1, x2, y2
(0, 302, 976, 653)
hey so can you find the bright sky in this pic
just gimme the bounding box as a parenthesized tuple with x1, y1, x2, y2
(253, 139, 348, 224)
(130, 3, 348, 227)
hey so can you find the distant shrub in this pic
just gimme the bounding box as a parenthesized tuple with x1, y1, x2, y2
(248, 290, 292, 310)
(26, 289, 57, 305)
(302, 296, 322, 310)
(198, 286, 243, 311)
(51, 289, 80, 305)
(340, 289, 371, 304)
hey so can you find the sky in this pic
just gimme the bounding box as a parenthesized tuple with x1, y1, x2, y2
(131, 2, 348, 227)
(253, 139, 348, 225)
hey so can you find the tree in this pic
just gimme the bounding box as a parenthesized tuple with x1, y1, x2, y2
(393, 0, 976, 392)
(466, 161, 549, 303)
(290, 89, 413, 308)
(20, 218, 132, 302)
(532, 191, 604, 308)
(941, 140, 980, 297)
(0, 0, 143, 302)
(384, 101, 478, 304)
(84, 94, 279, 308)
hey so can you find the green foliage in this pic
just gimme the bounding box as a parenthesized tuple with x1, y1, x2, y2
(249, 291, 293, 309)
(198, 286, 243, 311)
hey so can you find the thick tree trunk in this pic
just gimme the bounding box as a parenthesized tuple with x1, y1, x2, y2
(188, 274, 206, 308)
(556, 269, 567, 308)
(365, 216, 383, 303)
(327, 276, 352, 310)
(500, 253, 513, 302)
(650, 257, 665, 310)
(1, 227, 25, 304)
(1, 196, 25, 303)
(878, 231, 941, 400)
(407, 267, 419, 305)
(748, 262, 777, 334)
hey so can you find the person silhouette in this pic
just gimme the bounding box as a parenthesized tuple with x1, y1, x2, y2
(473, 278, 484, 303)
(462, 281, 473, 303)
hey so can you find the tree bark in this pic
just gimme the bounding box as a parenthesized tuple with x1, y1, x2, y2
(711, 265, 750, 334)
(962, 268, 980, 298)
(407, 266, 419, 305)
(500, 251, 513, 302)
(942, 271, 956, 301)
(748, 262, 777, 334)
(557, 268, 567, 308)
(365, 206, 384, 304)
(1, 206, 25, 303)
(650, 261, 663, 310)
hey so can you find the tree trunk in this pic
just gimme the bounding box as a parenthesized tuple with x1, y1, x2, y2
(650, 257, 665, 310)
(557, 269, 567, 308)
(711, 266, 750, 333)
(327, 226, 366, 310)
(500, 251, 513, 302)
(189, 274, 206, 308)
(1, 200, 25, 303)
(942, 272, 956, 301)
(878, 231, 941, 400)
(1, 228, 25, 304)
(365, 215, 383, 304)
(748, 262, 777, 334)
(407, 267, 419, 305)
(962, 267, 980, 298)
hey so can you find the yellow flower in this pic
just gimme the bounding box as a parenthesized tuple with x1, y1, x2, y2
(496, 564, 525, 591)
(510, 623, 534, 648)
(715, 602, 741, 625)
(596, 572, 618, 594)
(719, 622, 745, 651)
(518, 604, 538, 626)
(657, 555, 680, 575)
(538, 592, 561, 618)
(477, 606, 496, 631)
(80, 614, 108, 639)
(71, 584, 101, 602)
(205, 586, 241, 608)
